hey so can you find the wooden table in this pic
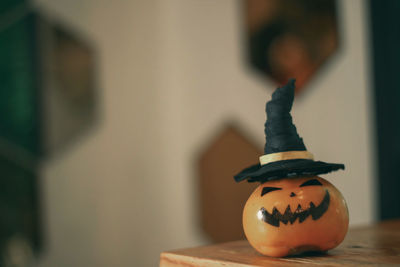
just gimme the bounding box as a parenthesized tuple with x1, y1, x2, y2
(160, 220, 400, 266)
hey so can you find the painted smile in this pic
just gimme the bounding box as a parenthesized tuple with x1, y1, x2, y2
(258, 190, 330, 227)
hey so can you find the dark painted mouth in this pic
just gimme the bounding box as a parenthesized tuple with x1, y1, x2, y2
(258, 190, 330, 227)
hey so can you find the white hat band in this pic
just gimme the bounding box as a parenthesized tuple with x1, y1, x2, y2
(259, 151, 314, 165)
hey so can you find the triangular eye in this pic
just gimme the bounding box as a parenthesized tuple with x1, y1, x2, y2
(300, 179, 323, 187)
(261, 187, 281, 196)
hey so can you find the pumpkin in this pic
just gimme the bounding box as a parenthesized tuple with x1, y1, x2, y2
(243, 176, 348, 257)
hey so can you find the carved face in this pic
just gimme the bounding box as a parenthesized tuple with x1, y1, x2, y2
(243, 176, 348, 257)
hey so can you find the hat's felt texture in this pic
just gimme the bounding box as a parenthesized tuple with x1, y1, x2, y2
(234, 159, 344, 183)
(264, 78, 306, 154)
(234, 79, 344, 183)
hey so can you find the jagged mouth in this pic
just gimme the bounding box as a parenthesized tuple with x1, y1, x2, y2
(258, 190, 330, 227)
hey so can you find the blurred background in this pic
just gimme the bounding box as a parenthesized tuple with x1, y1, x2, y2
(0, 0, 399, 266)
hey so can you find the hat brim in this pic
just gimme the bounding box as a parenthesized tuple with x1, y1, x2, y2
(234, 159, 344, 183)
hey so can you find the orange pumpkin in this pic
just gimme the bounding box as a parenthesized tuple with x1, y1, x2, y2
(243, 176, 348, 257)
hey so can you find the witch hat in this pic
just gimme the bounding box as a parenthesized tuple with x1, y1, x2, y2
(234, 79, 344, 183)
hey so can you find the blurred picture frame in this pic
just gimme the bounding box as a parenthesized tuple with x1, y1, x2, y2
(244, 0, 339, 93)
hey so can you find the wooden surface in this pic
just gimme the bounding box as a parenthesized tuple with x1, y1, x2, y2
(160, 220, 400, 266)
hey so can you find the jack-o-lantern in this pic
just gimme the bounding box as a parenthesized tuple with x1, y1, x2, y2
(243, 176, 348, 257)
(234, 79, 348, 257)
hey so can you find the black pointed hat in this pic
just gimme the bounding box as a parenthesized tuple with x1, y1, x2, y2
(234, 79, 344, 183)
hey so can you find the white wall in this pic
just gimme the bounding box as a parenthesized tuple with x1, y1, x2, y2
(161, 0, 375, 225)
(35, 1, 192, 266)
(34, 0, 374, 266)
